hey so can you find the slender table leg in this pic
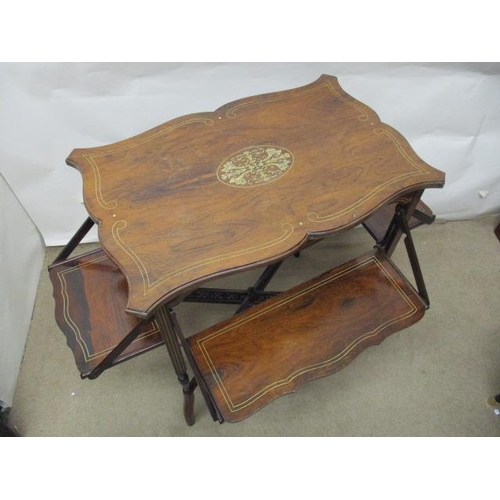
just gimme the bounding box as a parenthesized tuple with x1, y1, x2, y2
(155, 304, 196, 426)
(383, 190, 423, 257)
(52, 217, 95, 264)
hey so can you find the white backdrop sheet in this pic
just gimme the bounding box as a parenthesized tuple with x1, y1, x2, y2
(1, 62, 499, 246)
(0, 174, 44, 406)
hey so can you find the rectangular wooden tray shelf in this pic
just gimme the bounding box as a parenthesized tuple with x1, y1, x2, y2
(188, 248, 426, 423)
(48, 248, 164, 378)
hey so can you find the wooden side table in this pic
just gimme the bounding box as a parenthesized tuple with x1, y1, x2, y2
(49, 75, 445, 425)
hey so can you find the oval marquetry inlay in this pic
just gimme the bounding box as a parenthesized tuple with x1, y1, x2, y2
(217, 145, 294, 187)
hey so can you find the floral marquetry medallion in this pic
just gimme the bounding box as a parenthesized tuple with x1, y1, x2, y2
(217, 145, 294, 187)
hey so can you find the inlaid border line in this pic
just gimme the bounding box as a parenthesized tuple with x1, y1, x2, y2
(56, 254, 160, 362)
(197, 254, 419, 412)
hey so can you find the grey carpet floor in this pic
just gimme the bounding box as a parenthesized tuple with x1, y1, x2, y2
(7, 217, 500, 436)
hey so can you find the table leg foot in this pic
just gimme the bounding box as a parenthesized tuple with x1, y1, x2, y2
(182, 377, 198, 426)
(156, 306, 198, 425)
(488, 394, 500, 407)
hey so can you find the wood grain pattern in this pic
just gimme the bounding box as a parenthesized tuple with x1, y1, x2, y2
(48, 248, 163, 378)
(66, 75, 445, 317)
(188, 249, 426, 423)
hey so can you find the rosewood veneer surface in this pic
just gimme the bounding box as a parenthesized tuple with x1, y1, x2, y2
(188, 249, 426, 423)
(48, 249, 163, 378)
(66, 75, 445, 318)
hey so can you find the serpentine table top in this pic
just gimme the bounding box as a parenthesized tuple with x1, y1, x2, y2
(66, 74, 445, 318)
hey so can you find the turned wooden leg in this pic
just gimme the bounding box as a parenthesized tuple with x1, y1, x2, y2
(155, 305, 196, 426)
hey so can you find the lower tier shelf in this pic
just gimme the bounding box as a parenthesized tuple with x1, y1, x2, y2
(48, 248, 163, 378)
(188, 248, 426, 423)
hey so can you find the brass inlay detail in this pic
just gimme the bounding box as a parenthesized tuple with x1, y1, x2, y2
(325, 80, 369, 121)
(78, 77, 435, 314)
(83, 78, 370, 210)
(225, 78, 370, 122)
(82, 154, 118, 210)
(112, 221, 295, 297)
(307, 126, 430, 223)
(56, 254, 160, 363)
(82, 117, 214, 210)
(197, 254, 420, 413)
(217, 145, 294, 187)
